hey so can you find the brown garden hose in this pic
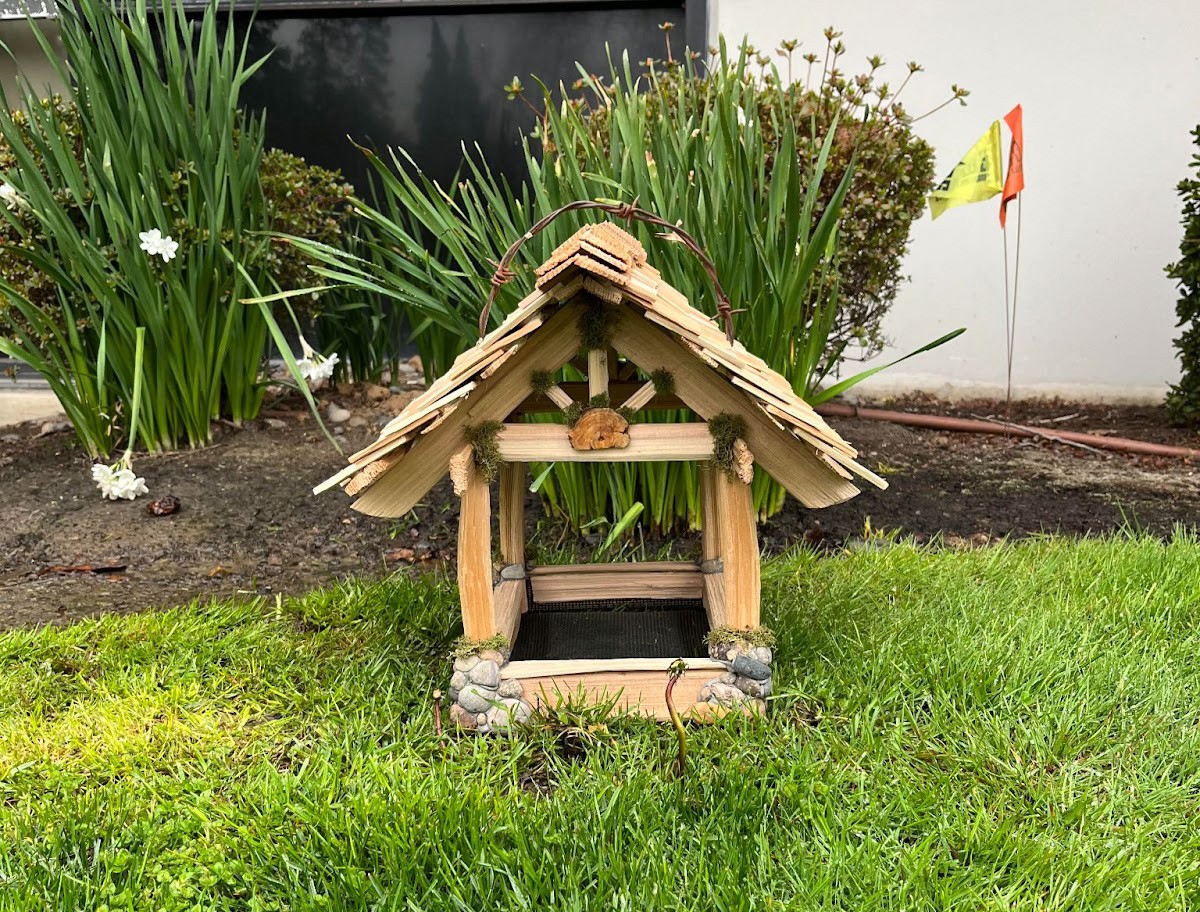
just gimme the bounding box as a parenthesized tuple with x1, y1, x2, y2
(814, 402, 1200, 460)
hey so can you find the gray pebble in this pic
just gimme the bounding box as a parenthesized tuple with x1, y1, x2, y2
(719, 671, 737, 685)
(498, 679, 524, 699)
(457, 684, 497, 714)
(732, 654, 771, 681)
(735, 675, 771, 698)
(453, 655, 480, 673)
(478, 648, 507, 664)
(749, 646, 773, 665)
(450, 670, 469, 692)
(468, 660, 500, 689)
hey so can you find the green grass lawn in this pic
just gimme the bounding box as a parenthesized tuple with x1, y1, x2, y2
(2, 534, 1199, 911)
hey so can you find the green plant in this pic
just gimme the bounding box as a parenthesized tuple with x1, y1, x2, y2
(1166, 124, 1200, 425)
(282, 37, 960, 533)
(3, 536, 1200, 908)
(0, 0, 274, 457)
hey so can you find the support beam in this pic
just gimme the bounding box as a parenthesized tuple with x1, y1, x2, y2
(620, 379, 658, 412)
(609, 305, 859, 508)
(498, 462, 526, 568)
(714, 469, 760, 629)
(698, 463, 721, 563)
(543, 384, 575, 411)
(457, 461, 495, 639)
(493, 579, 525, 644)
(497, 423, 713, 462)
(588, 348, 609, 401)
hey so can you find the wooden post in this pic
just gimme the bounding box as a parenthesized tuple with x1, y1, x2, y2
(714, 469, 760, 630)
(698, 463, 721, 563)
(499, 461, 525, 568)
(457, 456, 496, 639)
(588, 348, 609, 401)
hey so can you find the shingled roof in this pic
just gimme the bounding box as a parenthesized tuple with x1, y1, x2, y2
(317, 222, 885, 514)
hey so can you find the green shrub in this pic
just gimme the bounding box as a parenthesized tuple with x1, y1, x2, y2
(259, 147, 356, 304)
(1166, 125, 1200, 425)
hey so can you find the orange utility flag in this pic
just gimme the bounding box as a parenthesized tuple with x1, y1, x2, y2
(1000, 104, 1024, 227)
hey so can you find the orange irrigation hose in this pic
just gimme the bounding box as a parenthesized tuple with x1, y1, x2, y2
(814, 403, 1200, 460)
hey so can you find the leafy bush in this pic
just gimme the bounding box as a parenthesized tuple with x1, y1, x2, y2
(1166, 125, 1200, 425)
(259, 147, 356, 304)
(287, 38, 960, 533)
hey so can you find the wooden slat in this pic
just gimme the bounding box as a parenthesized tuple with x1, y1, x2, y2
(351, 301, 585, 517)
(499, 462, 525, 567)
(503, 657, 723, 677)
(457, 460, 495, 639)
(703, 572, 727, 629)
(512, 667, 714, 721)
(609, 306, 860, 509)
(714, 470, 759, 629)
(530, 565, 702, 603)
(496, 422, 714, 463)
(493, 579, 525, 644)
(518, 381, 686, 414)
(529, 561, 696, 576)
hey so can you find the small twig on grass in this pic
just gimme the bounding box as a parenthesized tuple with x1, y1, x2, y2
(433, 688, 444, 741)
(665, 659, 689, 779)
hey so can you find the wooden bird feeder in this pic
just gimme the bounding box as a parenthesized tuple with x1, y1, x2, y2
(317, 219, 884, 730)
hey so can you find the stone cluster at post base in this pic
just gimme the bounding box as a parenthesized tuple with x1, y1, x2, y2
(447, 648, 532, 734)
(699, 639, 772, 714)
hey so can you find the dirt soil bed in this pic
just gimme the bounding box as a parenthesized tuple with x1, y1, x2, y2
(2, 389, 1197, 629)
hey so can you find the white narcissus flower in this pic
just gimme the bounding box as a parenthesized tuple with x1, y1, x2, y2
(138, 228, 180, 262)
(295, 336, 339, 389)
(0, 183, 23, 211)
(92, 461, 149, 500)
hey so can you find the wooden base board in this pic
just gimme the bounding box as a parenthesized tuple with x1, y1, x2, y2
(503, 658, 742, 721)
(528, 561, 703, 603)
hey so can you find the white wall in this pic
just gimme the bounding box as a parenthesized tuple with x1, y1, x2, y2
(0, 20, 66, 101)
(712, 0, 1200, 402)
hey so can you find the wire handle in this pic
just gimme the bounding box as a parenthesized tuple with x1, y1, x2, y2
(480, 200, 737, 343)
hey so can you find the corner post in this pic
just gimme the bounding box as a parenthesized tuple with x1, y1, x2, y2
(714, 469, 760, 629)
(499, 461, 526, 569)
(456, 446, 496, 639)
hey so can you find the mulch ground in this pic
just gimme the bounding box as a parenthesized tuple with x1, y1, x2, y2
(2, 387, 1197, 629)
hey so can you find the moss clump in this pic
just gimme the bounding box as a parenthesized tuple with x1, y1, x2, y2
(564, 402, 585, 427)
(464, 420, 504, 483)
(616, 406, 636, 424)
(707, 412, 748, 479)
(530, 369, 556, 395)
(705, 625, 776, 649)
(649, 368, 676, 399)
(579, 299, 617, 351)
(588, 392, 610, 409)
(450, 633, 510, 659)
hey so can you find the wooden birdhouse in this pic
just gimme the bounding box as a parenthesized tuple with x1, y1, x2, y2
(318, 220, 884, 731)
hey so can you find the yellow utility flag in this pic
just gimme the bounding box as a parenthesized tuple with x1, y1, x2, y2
(928, 121, 1004, 219)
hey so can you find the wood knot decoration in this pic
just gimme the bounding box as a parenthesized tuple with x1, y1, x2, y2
(568, 407, 630, 451)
